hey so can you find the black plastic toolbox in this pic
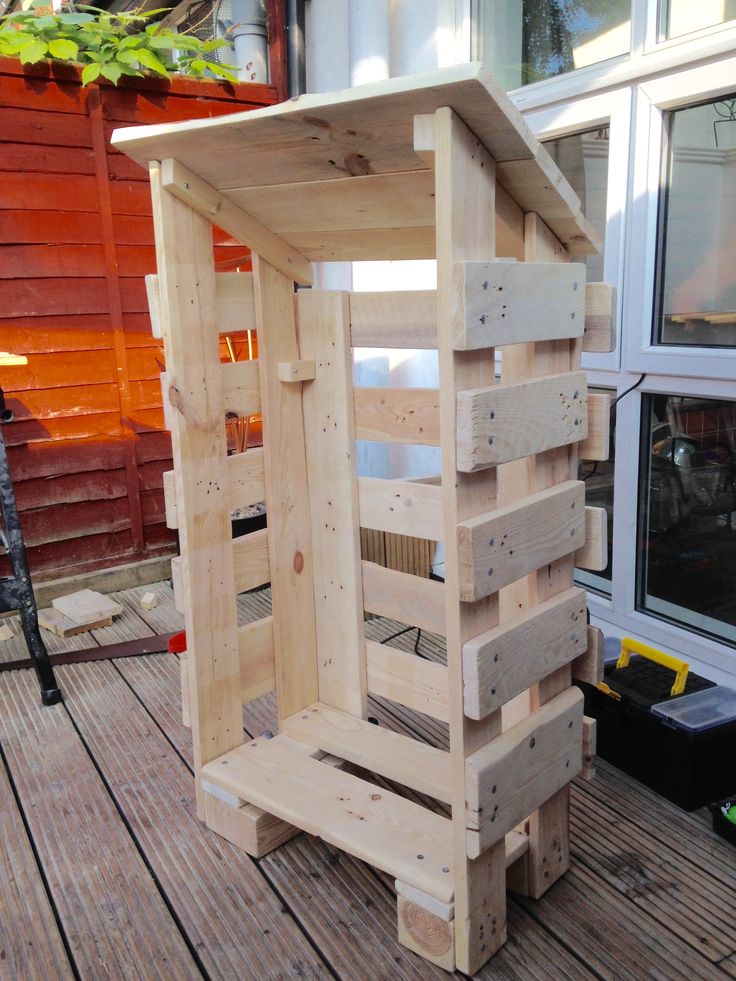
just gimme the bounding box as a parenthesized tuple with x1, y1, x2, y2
(578, 637, 736, 810)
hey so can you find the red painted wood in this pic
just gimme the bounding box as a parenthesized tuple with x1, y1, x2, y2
(1, 58, 276, 577)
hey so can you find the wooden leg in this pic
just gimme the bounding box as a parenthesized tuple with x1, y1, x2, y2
(179, 652, 191, 729)
(397, 896, 455, 973)
(204, 794, 300, 858)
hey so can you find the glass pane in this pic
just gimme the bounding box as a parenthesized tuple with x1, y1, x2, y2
(576, 388, 614, 594)
(659, 0, 736, 41)
(655, 95, 736, 347)
(475, 0, 631, 89)
(638, 394, 736, 645)
(545, 127, 609, 283)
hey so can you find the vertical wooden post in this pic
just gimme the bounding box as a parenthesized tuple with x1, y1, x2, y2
(252, 256, 319, 721)
(149, 162, 242, 814)
(427, 107, 507, 976)
(298, 290, 367, 717)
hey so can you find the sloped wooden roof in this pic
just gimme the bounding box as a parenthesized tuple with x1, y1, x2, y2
(112, 63, 600, 258)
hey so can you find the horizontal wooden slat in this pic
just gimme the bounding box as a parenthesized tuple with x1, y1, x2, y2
(361, 560, 444, 634)
(578, 393, 610, 461)
(366, 641, 449, 724)
(465, 687, 584, 857)
(456, 480, 585, 602)
(163, 449, 265, 529)
(147, 271, 256, 339)
(350, 291, 436, 349)
(462, 586, 587, 720)
(583, 282, 616, 353)
(233, 526, 270, 593)
(358, 476, 443, 540)
(571, 625, 605, 686)
(282, 226, 436, 262)
(222, 359, 261, 417)
(201, 734, 454, 903)
(575, 506, 608, 572)
(282, 701, 452, 803)
(238, 615, 276, 703)
(456, 371, 588, 471)
(354, 387, 440, 445)
(453, 260, 586, 350)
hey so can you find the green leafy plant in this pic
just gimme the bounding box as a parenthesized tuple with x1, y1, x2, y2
(0, 2, 239, 85)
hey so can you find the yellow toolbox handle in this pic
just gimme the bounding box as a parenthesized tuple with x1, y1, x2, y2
(616, 637, 689, 697)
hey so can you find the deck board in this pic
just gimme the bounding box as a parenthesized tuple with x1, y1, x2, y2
(57, 660, 329, 980)
(0, 758, 73, 980)
(0, 582, 734, 979)
(0, 670, 201, 979)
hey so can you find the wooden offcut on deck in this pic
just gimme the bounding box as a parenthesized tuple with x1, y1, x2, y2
(0, 581, 734, 980)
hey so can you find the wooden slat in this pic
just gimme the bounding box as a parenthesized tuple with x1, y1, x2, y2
(462, 586, 587, 720)
(283, 226, 436, 262)
(456, 370, 588, 471)
(277, 359, 315, 382)
(578, 392, 610, 461)
(163, 449, 265, 530)
(582, 715, 597, 780)
(162, 158, 312, 285)
(465, 687, 584, 858)
(282, 701, 452, 803)
(457, 480, 585, 602)
(232, 526, 270, 593)
(571, 625, 605, 686)
(583, 282, 616, 353)
(253, 256, 318, 719)
(238, 615, 276, 703)
(163, 467, 177, 528)
(427, 106, 506, 975)
(366, 640, 450, 724)
(0, 670, 201, 978)
(354, 387, 441, 446)
(575, 506, 608, 572)
(299, 290, 366, 716)
(222, 359, 261, 417)
(349, 290, 436, 349)
(149, 162, 243, 803)
(358, 476, 444, 540)
(201, 734, 455, 903)
(148, 270, 256, 338)
(361, 560, 445, 635)
(0, 754, 73, 980)
(453, 259, 585, 350)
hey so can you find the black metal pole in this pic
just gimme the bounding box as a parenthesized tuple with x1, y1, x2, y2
(286, 0, 306, 97)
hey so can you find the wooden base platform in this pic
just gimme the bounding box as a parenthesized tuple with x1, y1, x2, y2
(1, 583, 734, 979)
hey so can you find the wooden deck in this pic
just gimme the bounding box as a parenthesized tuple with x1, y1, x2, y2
(0, 581, 734, 979)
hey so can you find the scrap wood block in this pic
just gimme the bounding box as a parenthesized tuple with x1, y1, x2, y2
(140, 591, 159, 611)
(0, 622, 14, 642)
(52, 588, 123, 625)
(38, 608, 113, 638)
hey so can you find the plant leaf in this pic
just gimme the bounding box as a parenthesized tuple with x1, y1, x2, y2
(208, 64, 239, 84)
(19, 38, 47, 63)
(116, 48, 139, 65)
(58, 13, 95, 24)
(99, 61, 123, 83)
(48, 37, 78, 60)
(81, 61, 102, 84)
(134, 46, 169, 76)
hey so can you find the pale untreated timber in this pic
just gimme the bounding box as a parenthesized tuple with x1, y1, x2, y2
(277, 359, 315, 382)
(572, 625, 605, 686)
(583, 282, 616, 353)
(465, 687, 584, 857)
(365, 640, 450, 724)
(161, 158, 312, 285)
(232, 526, 270, 593)
(398, 897, 455, 972)
(462, 586, 587, 719)
(148, 271, 256, 338)
(238, 615, 276, 703)
(202, 735, 454, 903)
(457, 480, 585, 602)
(453, 260, 586, 350)
(204, 794, 301, 858)
(354, 387, 441, 445)
(282, 701, 452, 803)
(582, 715, 597, 780)
(222, 359, 261, 417)
(163, 452, 265, 532)
(456, 371, 588, 471)
(350, 290, 437, 349)
(358, 476, 444, 540)
(575, 506, 608, 572)
(361, 561, 445, 635)
(578, 393, 610, 461)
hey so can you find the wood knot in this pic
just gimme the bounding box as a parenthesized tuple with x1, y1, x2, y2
(344, 153, 371, 176)
(293, 550, 304, 574)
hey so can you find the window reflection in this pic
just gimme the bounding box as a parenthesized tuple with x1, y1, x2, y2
(659, 0, 736, 41)
(638, 395, 736, 644)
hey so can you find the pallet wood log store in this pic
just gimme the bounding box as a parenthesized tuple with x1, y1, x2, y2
(113, 64, 613, 974)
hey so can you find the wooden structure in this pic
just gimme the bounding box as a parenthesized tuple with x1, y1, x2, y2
(113, 63, 612, 973)
(0, 56, 279, 580)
